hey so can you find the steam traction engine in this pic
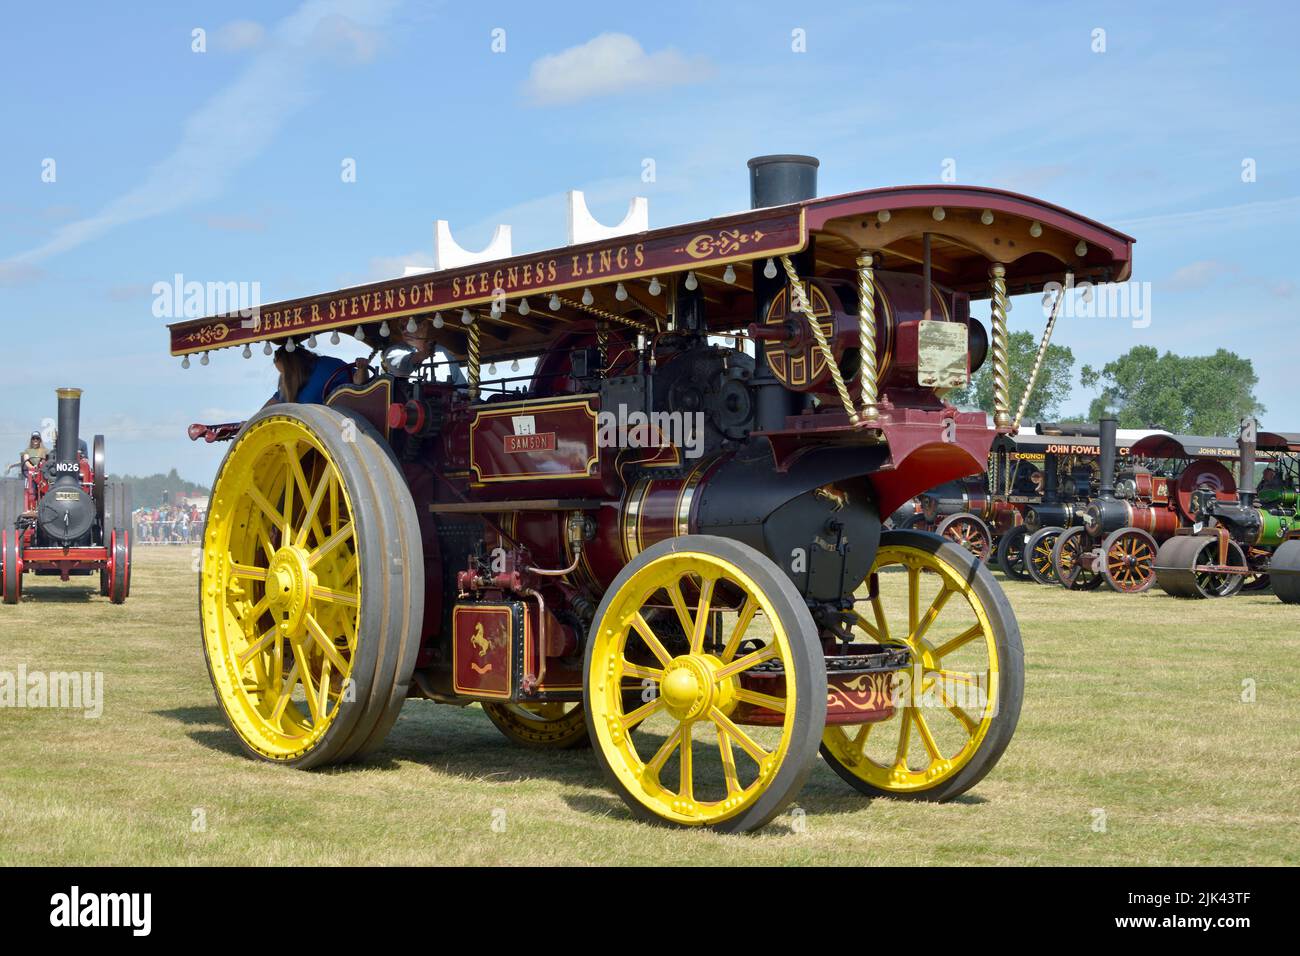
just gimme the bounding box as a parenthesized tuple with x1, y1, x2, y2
(1153, 422, 1300, 599)
(171, 156, 1135, 831)
(1019, 423, 1153, 586)
(1051, 424, 1250, 593)
(0, 388, 132, 604)
(910, 427, 1146, 579)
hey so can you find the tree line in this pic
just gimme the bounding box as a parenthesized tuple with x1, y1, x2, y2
(107, 469, 210, 508)
(951, 338, 1265, 435)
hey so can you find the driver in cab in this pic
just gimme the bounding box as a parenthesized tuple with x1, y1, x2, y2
(264, 345, 357, 407)
(6, 431, 49, 475)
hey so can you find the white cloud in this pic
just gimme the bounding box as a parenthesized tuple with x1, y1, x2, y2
(369, 250, 435, 280)
(1165, 260, 1234, 291)
(0, 0, 396, 272)
(524, 32, 712, 106)
(213, 19, 267, 53)
(1113, 195, 1300, 234)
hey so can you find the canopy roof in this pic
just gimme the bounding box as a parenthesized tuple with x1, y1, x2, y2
(1260, 431, 1300, 452)
(992, 431, 1150, 456)
(168, 183, 1136, 358)
(1130, 432, 1300, 459)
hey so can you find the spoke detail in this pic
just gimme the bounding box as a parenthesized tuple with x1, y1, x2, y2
(720, 597, 757, 662)
(308, 523, 354, 568)
(305, 614, 350, 671)
(714, 644, 778, 680)
(630, 613, 673, 667)
(931, 623, 984, 660)
(311, 584, 359, 607)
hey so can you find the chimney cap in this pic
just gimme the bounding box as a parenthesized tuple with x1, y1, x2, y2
(747, 154, 820, 170)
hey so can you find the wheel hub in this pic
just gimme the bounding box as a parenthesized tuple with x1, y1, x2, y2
(660, 654, 735, 722)
(265, 546, 313, 631)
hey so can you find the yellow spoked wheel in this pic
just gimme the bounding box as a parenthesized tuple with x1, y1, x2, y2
(482, 701, 591, 749)
(821, 530, 1023, 800)
(201, 404, 424, 768)
(585, 535, 825, 832)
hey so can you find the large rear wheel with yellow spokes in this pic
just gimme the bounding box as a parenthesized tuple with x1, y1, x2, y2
(200, 404, 424, 768)
(821, 530, 1023, 801)
(585, 535, 826, 832)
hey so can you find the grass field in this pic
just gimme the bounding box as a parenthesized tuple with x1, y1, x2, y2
(1, 545, 1297, 866)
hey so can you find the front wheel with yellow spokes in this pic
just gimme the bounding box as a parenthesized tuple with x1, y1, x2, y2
(821, 530, 1023, 801)
(585, 535, 826, 832)
(200, 404, 424, 768)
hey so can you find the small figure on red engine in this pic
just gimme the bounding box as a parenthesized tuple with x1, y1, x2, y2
(6, 431, 49, 476)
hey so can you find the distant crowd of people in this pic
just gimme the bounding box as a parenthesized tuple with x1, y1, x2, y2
(133, 505, 205, 545)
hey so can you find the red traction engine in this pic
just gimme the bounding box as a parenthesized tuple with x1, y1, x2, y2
(172, 155, 1135, 832)
(1051, 420, 1237, 592)
(910, 431, 1091, 575)
(912, 476, 1020, 565)
(0, 388, 132, 604)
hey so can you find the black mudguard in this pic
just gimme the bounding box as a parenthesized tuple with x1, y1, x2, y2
(694, 440, 888, 602)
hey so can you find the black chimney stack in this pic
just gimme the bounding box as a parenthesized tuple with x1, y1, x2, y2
(1238, 418, 1258, 508)
(747, 155, 819, 209)
(1098, 415, 1118, 499)
(748, 156, 819, 431)
(55, 387, 83, 464)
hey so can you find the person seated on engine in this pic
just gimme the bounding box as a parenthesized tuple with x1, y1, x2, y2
(264, 345, 354, 407)
(6, 431, 49, 475)
(1012, 464, 1042, 496)
(1258, 466, 1283, 493)
(398, 321, 466, 388)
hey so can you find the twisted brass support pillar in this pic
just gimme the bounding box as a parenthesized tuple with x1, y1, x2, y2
(1013, 284, 1065, 431)
(467, 320, 480, 401)
(779, 256, 859, 425)
(596, 322, 609, 373)
(558, 297, 655, 336)
(856, 253, 879, 421)
(989, 263, 1011, 428)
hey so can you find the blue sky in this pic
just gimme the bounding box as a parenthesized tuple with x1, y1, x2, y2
(1, 0, 1296, 482)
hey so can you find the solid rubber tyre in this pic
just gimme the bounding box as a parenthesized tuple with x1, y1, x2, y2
(820, 530, 1024, 802)
(1025, 527, 1064, 585)
(584, 534, 826, 833)
(200, 403, 424, 768)
(2, 530, 21, 605)
(995, 525, 1029, 580)
(107, 530, 129, 604)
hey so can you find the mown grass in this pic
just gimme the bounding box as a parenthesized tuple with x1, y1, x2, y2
(0, 546, 1296, 865)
